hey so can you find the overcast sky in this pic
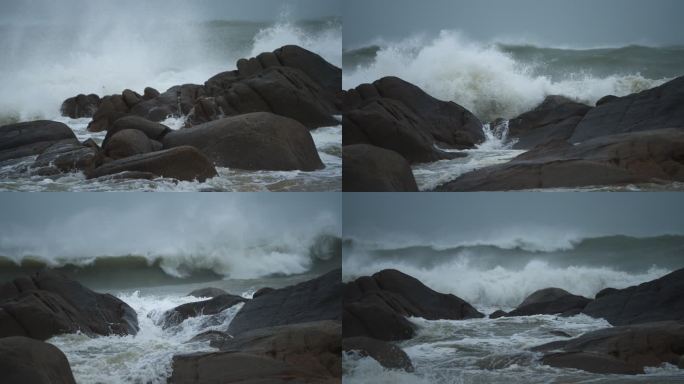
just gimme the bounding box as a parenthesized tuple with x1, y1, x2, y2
(0, 0, 340, 23)
(344, 193, 684, 243)
(344, 0, 684, 48)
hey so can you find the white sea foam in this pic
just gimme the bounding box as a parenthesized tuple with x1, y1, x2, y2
(343, 255, 670, 308)
(49, 290, 243, 384)
(344, 30, 668, 121)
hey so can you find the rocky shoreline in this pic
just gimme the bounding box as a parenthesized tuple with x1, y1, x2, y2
(0, 45, 341, 185)
(342, 268, 684, 375)
(342, 75, 684, 191)
(0, 269, 342, 384)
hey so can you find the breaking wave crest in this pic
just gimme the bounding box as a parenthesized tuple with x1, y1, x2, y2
(343, 31, 678, 121)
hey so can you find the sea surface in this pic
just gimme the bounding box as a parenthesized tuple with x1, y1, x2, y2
(342, 233, 684, 383)
(0, 17, 342, 191)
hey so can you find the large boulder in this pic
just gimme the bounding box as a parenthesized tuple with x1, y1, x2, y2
(163, 112, 324, 171)
(582, 268, 684, 325)
(508, 95, 591, 149)
(87, 94, 129, 132)
(86, 146, 217, 182)
(197, 66, 339, 129)
(0, 120, 77, 162)
(571, 76, 684, 143)
(103, 129, 160, 159)
(506, 288, 592, 317)
(344, 76, 484, 154)
(160, 294, 247, 328)
(342, 144, 418, 191)
(171, 321, 341, 383)
(343, 336, 414, 372)
(60, 93, 101, 119)
(0, 271, 138, 340)
(533, 321, 684, 374)
(344, 269, 483, 341)
(344, 97, 455, 163)
(0, 336, 76, 384)
(31, 140, 103, 174)
(102, 115, 171, 148)
(227, 269, 341, 335)
(436, 128, 684, 191)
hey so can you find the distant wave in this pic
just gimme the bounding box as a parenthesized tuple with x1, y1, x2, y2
(0, 233, 341, 284)
(343, 31, 682, 121)
(343, 234, 684, 307)
(345, 234, 684, 254)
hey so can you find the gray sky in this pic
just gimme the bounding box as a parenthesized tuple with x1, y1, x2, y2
(0, 0, 340, 23)
(344, 193, 684, 243)
(344, 0, 684, 48)
(0, 193, 341, 228)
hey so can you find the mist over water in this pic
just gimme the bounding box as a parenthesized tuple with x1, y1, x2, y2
(343, 30, 682, 121)
(0, 195, 342, 280)
(0, 2, 341, 122)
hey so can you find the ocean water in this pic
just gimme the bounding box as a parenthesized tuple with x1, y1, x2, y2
(342, 233, 684, 383)
(47, 273, 319, 384)
(0, 16, 342, 191)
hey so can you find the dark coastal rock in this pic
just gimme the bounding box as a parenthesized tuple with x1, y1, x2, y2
(582, 268, 684, 325)
(187, 287, 228, 298)
(235, 45, 340, 106)
(32, 140, 103, 174)
(571, 76, 684, 142)
(197, 66, 339, 129)
(533, 321, 684, 374)
(343, 336, 414, 372)
(171, 321, 341, 384)
(595, 95, 618, 106)
(344, 97, 456, 163)
(0, 271, 138, 340)
(121, 89, 142, 108)
(489, 310, 508, 319)
(187, 330, 230, 344)
(161, 294, 247, 328)
(344, 269, 484, 341)
(506, 288, 592, 317)
(0, 336, 76, 384)
(87, 94, 129, 132)
(0, 120, 77, 162)
(163, 112, 324, 171)
(342, 144, 418, 191)
(227, 269, 341, 335)
(102, 115, 171, 148)
(60, 93, 101, 119)
(103, 129, 158, 159)
(343, 77, 477, 163)
(143, 87, 160, 100)
(130, 84, 205, 122)
(436, 128, 684, 191)
(508, 95, 591, 149)
(252, 287, 274, 298)
(86, 146, 217, 182)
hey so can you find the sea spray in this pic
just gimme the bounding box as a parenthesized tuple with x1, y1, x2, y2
(344, 30, 674, 121)
(0, 202, 341, 279)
